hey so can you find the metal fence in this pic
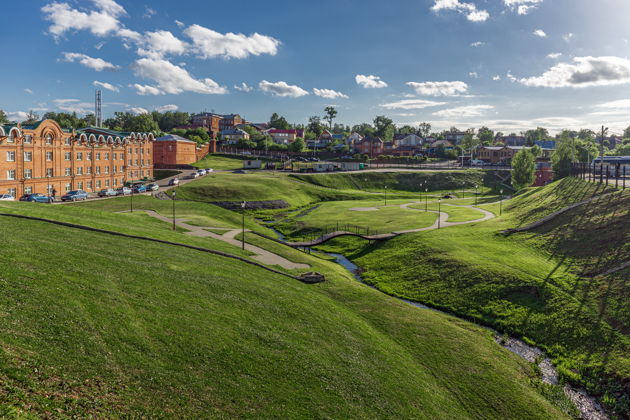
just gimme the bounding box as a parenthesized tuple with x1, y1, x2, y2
(572, 162, 629, 189)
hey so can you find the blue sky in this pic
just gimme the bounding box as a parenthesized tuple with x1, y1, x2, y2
(3, 0, 630, 134)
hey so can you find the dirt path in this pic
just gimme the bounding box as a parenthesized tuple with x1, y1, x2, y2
(124, 210, 309, 270)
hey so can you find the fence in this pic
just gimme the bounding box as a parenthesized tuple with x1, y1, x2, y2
(572, 162, 629, 190)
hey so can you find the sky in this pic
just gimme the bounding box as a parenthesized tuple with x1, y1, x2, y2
(3, 0, 630, 134)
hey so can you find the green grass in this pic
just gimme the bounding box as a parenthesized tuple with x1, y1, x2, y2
(407, 201, 491, 222)
(153, 169, 180, 180)
(352, 178, 630, 418)
(193, 153, 278, 170)
(0, 210, 571, 418)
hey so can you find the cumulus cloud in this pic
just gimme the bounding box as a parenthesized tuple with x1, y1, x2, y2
(313, 88, 349, 99)
(515, 56, 630, 88)
(259, 80, 309, 98)
(431, 0, 489, 22)
(563, 33, 574, 42)
(93, 80, 119, 92)
(470, 41, 484, 47)
(184, 24, 280, 59)
(468, 71, 479, 78)
(62, 52, 120, 71)
(433, 104, 494, 118)
(493, 75, 501, 81)
(406, 81, 468, 96)
(138, 30, 188, 58)
(547, 52, 562, 59)
(129, 107, 149, 115)
(6, 111, 31, 122)
(41, 0, 126, 38)
(355, 74, 388, 88)
(132, 58, 228, 95)
(234, 82, 253, 92)
(381, 99, 446, 110)
(131, 84, 162, 95)
(53, 98, 93, 114)
(504, 0, 543, 15)
(533, 29, 547, 37)
(155, 104, 179, 112)
(24, 88, 34, 94)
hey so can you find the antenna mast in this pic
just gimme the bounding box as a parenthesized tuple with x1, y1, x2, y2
(95, 90, 102, 128)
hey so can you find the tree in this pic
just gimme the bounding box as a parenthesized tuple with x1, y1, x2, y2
(530, 144, 542, 158)
(511, 149, 536, 190)
(418, 122, 431, 138)
(23, 110, 40, 125)
(289, 137, 306, 152)
(351, 123, 375, 137)
(624, 125, 630, 139)
(477, 126, 494, 144)
(575, 139, 598, 162)
(0, 110, 8, 124)
(461, 129, 479, 152)
(524, 127, 549, 146)
(551, 133, 577, 179)
(307, 116, 324, 138)
(373, 115, 395, 141)
(269, 113, 290, 130)
(323, 106, 337, 129)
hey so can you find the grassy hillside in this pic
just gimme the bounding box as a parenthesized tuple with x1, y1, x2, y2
(290, 170, 504, 193)
(193, 153, 278, 170)
(0, 211, 571, 418)
(352, 178, 630, 417)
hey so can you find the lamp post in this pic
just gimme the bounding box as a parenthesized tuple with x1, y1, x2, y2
(438, 198, 441, 229)
(462, 182, 465, 199)
(425, 187, 428, 212)
(241, 201, 247, 250)
(475, 185, 478, 206)
(384, 185, 388, 206)
(172, 189, 177, 231)
(500, 189, 504, 216)
(130, 179, 134, 213)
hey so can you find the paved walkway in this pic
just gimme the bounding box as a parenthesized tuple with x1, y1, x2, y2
(128, 210, 309, 270)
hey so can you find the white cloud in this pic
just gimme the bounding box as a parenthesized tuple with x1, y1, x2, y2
(468, 71, 479, 78)
(355, 74, 388, 88)
(547, 52, 562, 59)
(313, 88, 349, 99)
(259, 80, 309, 98)
(143, 6, 156, 19)
(131, 84, 162, 95)
(563, 33, 574, 42)
(184, 24, 280, 59)
(129, 107, 149, 115)
(406, 81, 468, 96)
(470, 41, 484, 47)
(515, 56, 630, 88)
(53, 98, 93, 114)
(175, 20, 185, 28)
(155, 104, 179, 112)
(132, 58, 228, 95)
(431, 0, 489, 22)
(62, 52, 120, 71)
(137, 30, 188, 59)
(234, 82, 253, 92)
(533, 29, 547, 38)
(41, 0, 126, 38)
(93, 80, 119, 92)
(381, 99, 447, 110)
(6, 111, 30, 122)
(24, 88, 33, 94)
(118, 28, 143, 42)
(433, 104, 494, 118)
(504, 0, 543, 15)
(492, 75, 501, 81)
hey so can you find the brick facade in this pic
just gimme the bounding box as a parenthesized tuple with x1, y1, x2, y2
(0, 120, 154, 197)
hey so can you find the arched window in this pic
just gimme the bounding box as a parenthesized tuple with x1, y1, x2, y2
(45, 134, 53, 145)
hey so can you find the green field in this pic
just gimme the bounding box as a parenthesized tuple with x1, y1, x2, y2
(0, 205, 572, 418)
(407, 201, 491, 222)
(193, 153, 278, 170)
(352, 179, 630, 417)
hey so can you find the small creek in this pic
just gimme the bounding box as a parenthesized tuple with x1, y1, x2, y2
(325, 253, 609, 420)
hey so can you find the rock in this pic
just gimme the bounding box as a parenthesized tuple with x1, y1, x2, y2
(299, 272, 325, 284)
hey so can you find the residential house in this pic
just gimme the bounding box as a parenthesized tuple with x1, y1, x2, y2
(346, 132, 363, 149)
(355, 136, 383, 157)
(445, 132, 466, 144)
(393, 133, 424, 148)
(220, 129, 250, 144)
(496, 135, 527, 146)
(268, 129, 300, 144)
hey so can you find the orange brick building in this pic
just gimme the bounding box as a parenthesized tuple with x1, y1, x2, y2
(0, 119, 155, 198)
(153, 134, 198, 167)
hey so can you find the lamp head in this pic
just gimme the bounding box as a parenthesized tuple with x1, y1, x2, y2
(241, 201, 246, 209)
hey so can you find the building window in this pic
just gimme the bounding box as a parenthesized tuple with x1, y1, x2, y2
(77, 182, 83, 190)
(7, 170, 16, 180)
(6, 151, 15, 162)
(24, 152, 32, 162)
(24, 169, 32, 179)
(87, 152, 92, 161)
(96, 152, 101, 160)
(77, 152, 83, 161)
(96, 166, 101, 175)
(105, 152, 109, 160)
(65, 152, 71, 160)
(135, 159, 139, 166)
(76, 167, 83, 175)
(23, 135, 32, 144)
(87, 181, 92, 190)
(148, 159, 151, 165)
(8, 188, 16, 197)
(96, 180, 101, 189)
(128, 159, 132, 166)
(45, 134, 53, 145)
(7, 133, 15, 143)
(113, 166, 117, 174)
(64, 138, 71, 145)
(24, 186, 33, 194)
(65, 168, 72, 176)
(46, 185, 53, 195)
(46, 168, 53, 177)
(113, 152, 117, 160)
(104, 166, 109, 174)
(87, 167, 92, 175)
(113, 178, 118, 186)
(65, 183, 71, 192)
(46, 151, 53, 161)
(105, 179, 110, 187)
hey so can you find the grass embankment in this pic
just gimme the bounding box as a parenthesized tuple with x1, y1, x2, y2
(290, 170, 504, 193)
(193, 153, 278, 170)
(153, 169, 180, 180)
(353, 178, 630, 417)
(0, 211, 571, 418)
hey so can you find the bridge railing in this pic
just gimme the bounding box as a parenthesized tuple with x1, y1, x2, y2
(296, 224, 380, 244)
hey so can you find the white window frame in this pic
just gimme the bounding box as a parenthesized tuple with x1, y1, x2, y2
(6, 151, 15, 162)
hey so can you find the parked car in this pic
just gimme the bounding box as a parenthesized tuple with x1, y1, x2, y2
(97, 188, 117, 197)
(20, 193, 54, 203)
(146, 183, 159, 191)
(196, 169, 206, 176)
(189, 172, 200, 179)
(61, 190, 89, 202)
(470, 159, 485, 167)
(116, 187, 132, 196)
(168, 178, 179, 186)
(205, 168, 214, 173)
(0, 194, 15, 201)
(132, 184, 147, 193)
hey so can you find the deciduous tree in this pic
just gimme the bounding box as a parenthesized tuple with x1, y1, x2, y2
(511, 149, 536, 190)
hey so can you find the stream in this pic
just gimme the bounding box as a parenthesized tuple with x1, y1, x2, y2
(325, 253, 609, 420)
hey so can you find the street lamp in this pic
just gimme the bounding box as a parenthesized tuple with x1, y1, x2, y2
(425, 187, 428, 212)
(384, 185, 388, 206)
(130, 180, 134, 213)
(475, 185, 478, 206)
(438, 198, 442, 229)
(500, 189, 504, 216)
(241, 201, 247, 250)
(462, 182, 465, 199)
(172, 189, 177, 231)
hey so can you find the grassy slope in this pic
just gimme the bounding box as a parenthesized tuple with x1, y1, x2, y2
(193, 154, 259, 170)
(0, 215, 569, 419)
(353, 178, 630, 417)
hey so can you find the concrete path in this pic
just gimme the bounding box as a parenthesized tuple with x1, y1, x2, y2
(124, 209, 309, 270)
(394, 202, 494, 234)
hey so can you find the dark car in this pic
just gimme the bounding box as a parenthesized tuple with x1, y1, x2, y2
(97, 188, 117, 197)
(146, 183, 159, 192)
(132, 184, 147, 193)
(61, 190, 89, 202)
(19, 193, 54, 203)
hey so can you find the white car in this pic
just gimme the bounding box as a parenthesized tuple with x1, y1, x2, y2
(168, 178, 180, 186)
(0, 194, 15, 201)
(196, 169, 207, 176)
(189, 172, 200, 179)
(205, 168, 214, 173)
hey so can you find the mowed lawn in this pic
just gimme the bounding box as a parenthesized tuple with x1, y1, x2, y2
(0, 215, 571, 419)
(192, 153, 274, 170)
(407, 201, 492, 222)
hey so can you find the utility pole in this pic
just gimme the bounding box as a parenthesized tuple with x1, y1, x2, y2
(241, 201, 247, 250)
(438, 198, 441, 229)
(172, 189, 177, 231)
(600, 125, 608, 182)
